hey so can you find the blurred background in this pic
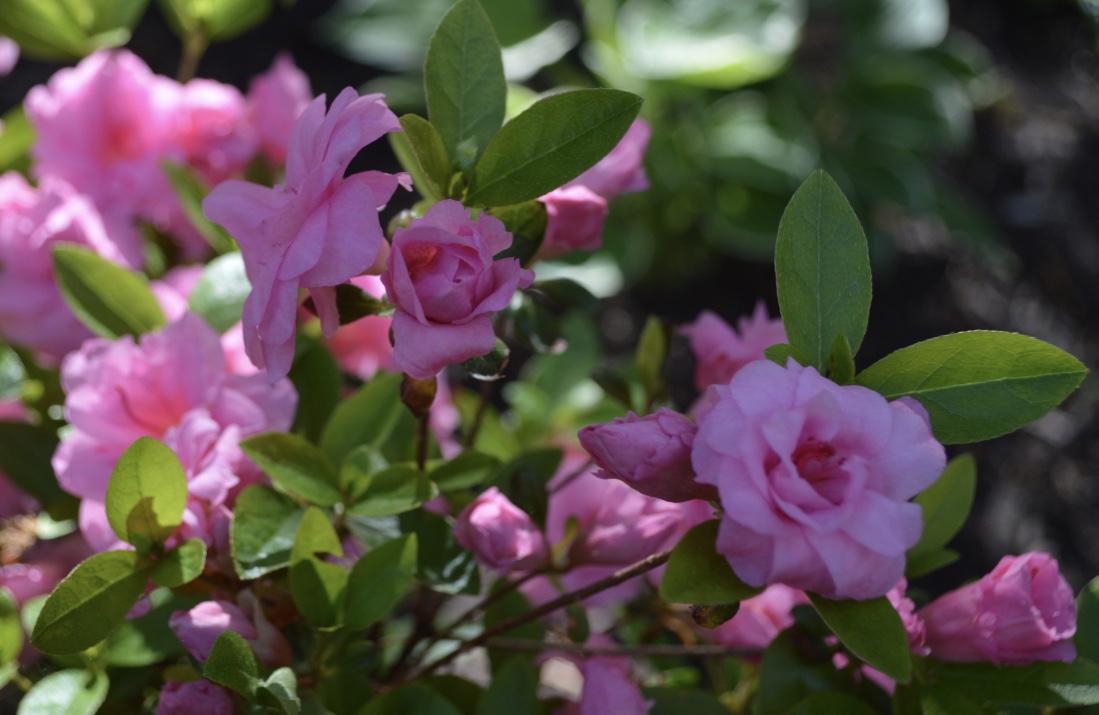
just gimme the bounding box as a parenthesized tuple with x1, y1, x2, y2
(2, 0, 1099, 596)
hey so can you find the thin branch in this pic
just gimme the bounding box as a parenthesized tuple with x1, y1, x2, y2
(176, 31, 208, 83)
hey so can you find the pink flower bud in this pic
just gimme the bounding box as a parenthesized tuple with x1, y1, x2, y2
(453, 487, 548, 572)
(157, 680, 233, 715)
(680, 303, 786, 391)
(169, 591, 291, 668)
(537, 185, 607, 260)
(887, 578, 929, 656)
(920, 552, 1077, 666)
(578, 409, 716, 503)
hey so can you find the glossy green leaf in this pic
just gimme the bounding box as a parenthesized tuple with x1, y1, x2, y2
(908, 454, 975, 562)
(0, 421, 72, 516)
(361, 683, 462, 715)
(0, 107, 34, 174)
(661, 520, 761, 605)
(826, 333, 855, 385)
(476, 656, 538, 715)
(784, 691, 878, 715)
(203, 631, 262, 701)
(430, 450, 502, 492)
(157, 0, 272, 42)
(288, 334, 342, 444)
(320, 372, 408, 467)
(0, 588, 21, 665)
(31, 551, 151, 655)
(162, 161, 235, 253)
(0, 0, 148, 60)
(344, 534, 417, 630)
(241, 432, 341, 507)
(231, 485, 306, 579)
(807, 593, 911, 684)
(424, 0, 506, 169)
(775, 170, 872, 372)
(929, 657, 1099, 706)
(103, 590, 195, 667)
(397, 114, 451, 200)
(15, 669, 109, 715)
(399, 510, 479, 595)
(152, 538, 207, 588)
(188, 251, 250, 333)
(52, 245, 167, 339)
(348, 464, 438, 517)
(855, 331, 1088, 443)
(466, 89, 643, 207)
(1076, 577, 1099, 662)
(290, 508, 347, 628)
(105, 437, 188, 550)
(487, 201, 547, 265)
(462, 337, 511, 380)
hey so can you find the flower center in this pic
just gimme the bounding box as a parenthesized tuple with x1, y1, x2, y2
(791, 439, 847, 505)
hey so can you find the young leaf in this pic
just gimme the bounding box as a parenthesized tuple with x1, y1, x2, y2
(929, 658, 1099, 707)
(0, 589, 21, 666)
(855, 331, 1088, 443)
(344, 534, 418, 630)
(636, 315, 668, 407)
(424, 0, 506, 169)
(775, 170, 872, 372)
(808, 593, 911, 684)
(162, 161, 236, 254)
(31, 551, 151, 655)
(466, 89, 643, 207)
(15, 669, 109, 715)
(290, 508, 347, 628)
(231, 485, 306, 579)
(399, 510, 479, 595)
(476, 657, 539, 715)
(430, 450, 502, 492)
(907, 454, 976, 561)
(152, 538, 207, 588)
(240, 432, 342, 507)
(661, 520, 761, 605)
(347, 464, 439, 517)
(258, 667, 302, 715)
(320, 372, 407, 467)
(203, 631, 263, 701)
(188, 251, 251, 333)
(397, 114, 451, 200)
(826, 333, 855, 385)
(105, 436, 188, 550)
(52, 245, 167, 339)
(158, 0, 272, 42)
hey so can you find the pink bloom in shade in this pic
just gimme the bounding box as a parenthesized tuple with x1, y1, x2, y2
(204, 87, 406, 380)
(578, 408, 717, 504)
(247, 53, 312, 166)
(453, 487, 548, 573)
(0, 37, 18, 77)
(177, 79, 258, 187)
(536, 185, 608, 260)
(920, 552, 1077, 666)
(692, 359, 946, 601)
(575, 660, 652, 715)
(25, 50, 181, 223)
(382, 200, 535, 379)
(157, 680, 234, 715)
(567, 119, 651, 200)
(169, 591, 292, 668)
(709, 584, 808, 651)
(680, 303, 787, 391)
(887, 578, 929, 656)
(151, 265, 205, 321)
(0, 173, 143, 360)
(325, 275, 397, 379)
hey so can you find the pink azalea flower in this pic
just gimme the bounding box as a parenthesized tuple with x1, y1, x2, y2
(453, 487, 548, 573)
(247, 53, 312, 166)
(158, 680, 233, 715)
(204, 87, 406, 380)
(382, 200, 534, 379)
(709, 584, 808, 651)
(567, 119, 651, 200)
(177, 78, 258, 187)
(920, 552, 1077, 666)
(887, 578, 929, 656)
(169, 590, 292, 667)
(0, 173, 143, 361)
(692, 359, 946, 601)
(680, 302, 787, 391)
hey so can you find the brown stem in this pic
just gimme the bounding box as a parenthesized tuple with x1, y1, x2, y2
(176, 30, 208, 83)
(425, 569, 544, 651)
(385, 587, 444, 683)
(408, 548, 672, 681)
(416, 413, 430, 472)
(485, 637, 759, 659)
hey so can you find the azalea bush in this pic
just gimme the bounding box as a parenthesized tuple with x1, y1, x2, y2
(0, 2, 1098, 715)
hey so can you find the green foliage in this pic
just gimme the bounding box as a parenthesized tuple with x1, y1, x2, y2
(399, 510, 480, 595)
(430, 450, 502, 492)
(466, 89, 644, 207)
(103, 590, 195, 667)
(162, 161, 236, 253)
(152, 538, 207, 588)
(425, 0, 507, 170)
(755, 632, 850, 715)
(360, 683, 462, 715)
(51, 245, 167, 339)
(288, 334, 343, 443)
(321, 372, 414, 467)
(31, 550, 151, 655)
(636, 315, 669, 408)
(906, 454, 976, 577)
(188, 251, 251, 333)
(394, 114, 451, 200)
(290, 508, 347, 627)
(784, 691, 879, 715)
(0, 0, 148, 59)
(775, 170, 872, 372)
(926, 658, 1099, 707)
(15, 669, 109, 715)
(203, 630, 263, 699)
(0, 107, 34, 174)
(344, 534, 418, 630)
(661, 520, 761, 605)
(855, 331, 1088, 443)
(1076, 577, 1099, 663)
(105, 437, 188, 551)
(808, 593, 911, 684)
(488, 201, 548, 265)
(476, 657, 539, 715)
(347, 464, 438, 517)
(0, 588, 21, 666)
(231, 485, 307, 579)
(241, 432, 342, 507)
(157, 0, 273, 42)
(0, 421, 74, 518)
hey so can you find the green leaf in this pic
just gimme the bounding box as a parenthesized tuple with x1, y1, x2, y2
(489, 448, 562, 529)
(775, 170, 872, 372)
(399, 510, 479, 595)
(918, 685, 986, 715)
(0, 107, 35, 175)
(105, 437, 188, 550)
(756, 632, 850, 715)
(487, 201, 547, 265)
(904, 548, 959, 579)
(783, 691, 879, 715)
(103, 590, 196, 667)
(0, 0, 148, 60)
(52, 245, 167, 339)
(0, 588, 22, 665)
(152, 538, 207, 588)
(661, 520, 761, 605)
(288, 334, 342, 444)
(396, 114, 451, 200)
(0, 421, 73, 517)
(476, 656, 538, 715)
(320, 372, 408, 467)
(231, 485, 306, 579)
(466, 89, 644, 207)
(31, 551, 151, 655)
(461, 338, 511, 380)
(826, 333, 855, 385)
(929, 658, 1099, 707)
(636, 315, 668, 406)
(424, 0, 506, 169)
(157, 0, 272, 42)
(290, 508, 347, 628)
(162, 161, 235, 253)
(807, 593, 911, 684)
(203, 631, 263, 701)
(430, 450, 502, 492)
(241, 432, 342, 507)
(1076, 577, 1099, 662)
(855, 331, 1088, 443)
(348, 464, 439, 517)
(907, 454, 975, 562)
(258, 666, 301, 714)
(15, 669, 109, 715)
(188, 251, 250, 333)
(361, 683, 462, 715)
(344, 534, 417, 630)
(644, 688, 731, 715)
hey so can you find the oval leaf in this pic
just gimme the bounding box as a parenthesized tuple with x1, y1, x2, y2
(807, 593, 911, 684)
(203, 630, 262, 700)
(348, 464, 439, 517)
(0, 588, 21, 665)
(152, 538, 207, 588)
(908, 454, 976, 561)
(290, 508, 347, 627)
(466, 89, 644, 207)
(231, 485, 306, 579)
(105, 437, 188, 550)
(775, 170, 872, 371)
(344, 534, 418, 630)
(188, 251, 250, 333)
(31, 551, 150, 655)
(241, 432, 341, 507)
(430, 450, 502, 492)
(320, 372, 407, 467)
(397, 114, 451, 200)
(661, 520, 761, 605)
(855, 331, 1088, 443)
(16, 669, 109, 715)
(52, 245, 166, 339)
